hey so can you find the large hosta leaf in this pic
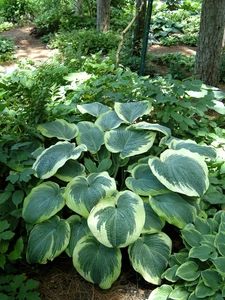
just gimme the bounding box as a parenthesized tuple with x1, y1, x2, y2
(142, 198, 165, 234)
(105, 126, 156, 159)
(128, 232, 172, 285)
(65, 172, 116, 218)
(33, 141, 87, 179)
(76, 121, 104, 153)
(128, 122, 171, 138)
(26, 216, 70, 264)
(168, 138, 216, 159)
(148, 285, 173, 300)
(125, 164, 169, 196)
(87, 190, 145, 248)
(55, 160, 85, 182)
(149, 193, 197, 229)
(77, 102, 110, 117)
(95, 110, 123, 131)
(114, 101, 152, 123)
(37, 119, 78, 140)
(149, 149, 209, 197)
(65, 215, 90, 257)
(73, 234, 122, 289)
(22, 181, 65, 224)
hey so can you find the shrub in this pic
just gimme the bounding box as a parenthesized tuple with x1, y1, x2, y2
(20, 101, 216, 289)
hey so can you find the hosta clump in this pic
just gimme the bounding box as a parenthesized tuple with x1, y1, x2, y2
(149, 210, 225, 300)
(22, 101, 216, 289)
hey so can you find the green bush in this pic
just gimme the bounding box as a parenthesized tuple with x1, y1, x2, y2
(0, 36, 15, 62)
(1, 0, 34, 23)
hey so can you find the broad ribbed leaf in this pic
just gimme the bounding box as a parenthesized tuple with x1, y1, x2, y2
(37, 119, 78, 140)
(181, 225, 203, 247)
(128, 122, 171, 138)
(142, 199, 165, 234)
(33, 141, 87, 179)
(162, 265, 180, 282)
(148, 285, 173, 300)
(169, 287, 189, 300)
(76, 121, 104, 153)
(55, 160, 85, 182)
(26, 216, 70, 264)
(212, 257, 225, 276)
(215, 231, 225, 256)
(65, 172, 116, 218)
(95, 110, 123, 131)
(125, 164, 168, 196)
(73, 234, 122, 289)
(77, 102, 110, 117)
(105, 126, 156, 159)
(128, 233, 172, 285)
(169, 139, 216, 159)
(22, 181, 65, 224)
(149, 149, 209, 197)
(65, 215, 90, 257)
(114, 101, 152, 123)
(201, 269, 222, 290)
(149, 193, 197, 229)
(195, 280, 215, 298)
(189, 244, 216, 261)
(176, 261, 200, 281)
(88, 191, 145, 248)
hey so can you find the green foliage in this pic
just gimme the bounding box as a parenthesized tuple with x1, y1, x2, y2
(20, 100, 216, 289)
(219, 49, 225, 83)
(0, 22, 14, 32)
(151, 17, 184, 40)
(1, 0, 34, 23)
(0, 36, 15, 62)
(150, 211, 225, 300)
(0, 274, 40, 299)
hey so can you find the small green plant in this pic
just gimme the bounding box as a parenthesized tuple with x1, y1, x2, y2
(21, 101, 216, 289)
(0, 36, 15, 62)
(149, 210, 225, 300)
(0, 21, 14, 32)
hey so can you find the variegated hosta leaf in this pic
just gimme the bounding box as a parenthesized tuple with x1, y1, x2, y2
(87, 190, 145, 248)
(95, 110, 123, 131)
(37, 119, 78, 140)
(26, 215, 70, 264)
(76, 121, 104, 153)
(73, 234, 122, 289)
(65, 215, 90, 257)
(149, 193, 197, 229)
(128, 122, 171, 138)
(105, 126, 156, 159)
(64, 172, 117, 218)
(114, 101, 152, 123)
(77, 102, 110, 117)
(22, 181, 65, 224)
(128, 232, 172, 285)
(33, 141, 87, 179)
(125, 164, 169, 196)
(149, 149, 209, 197)
(168, 138, 217, 159)
(142, 198, 165, 234)
(148, 285, 173, 300)
(55, 160, 85, 182)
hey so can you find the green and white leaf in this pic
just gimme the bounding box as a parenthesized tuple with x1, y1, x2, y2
(22, 181, 65, 224)
(128, 122, 171, 138)
(105, 126, 156, 159)
(168, 138, 216, 159)
(37, 119, 78, 140)
(26, 216, 70, 264)
(65, 215, 90, 257)
(73, 234, 122, 289)
(142, 198, 165, 234)
(65, 172, 116, 218)
(33, 141, 87, 179)
(149, 193, 197, 229)
(195, 280, 215, 298)
(114, 101, 152, 123)
(148, 285, 173, 300)
(55, 160, 85, 182)
(189, 244, 216, 261)
(95, 110, 123, 131)
(211, 257, 225, 277)
(176, 261, 200, 281)
(181, 225, 203, 247)
(201, 269, 223, 291)
(128, 232, 172, 285)
(125, 164, 169, 196)
(76, 121, 104, 153)
(149, 149, 209, 197)
(88, 190, 145, 248)
(77, 102, 110, 117)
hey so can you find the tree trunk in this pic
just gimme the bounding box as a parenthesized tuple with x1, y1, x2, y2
(194, 0, 225, 86)
(75, 0, 83, 15)
(97, 0, 111, 32)
(133, 0, 147, 56)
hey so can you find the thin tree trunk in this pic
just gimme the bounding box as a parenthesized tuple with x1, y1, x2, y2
(97, 0, 111, 32)
(133, 0, 147, 56)
(194, 0, 225, 86)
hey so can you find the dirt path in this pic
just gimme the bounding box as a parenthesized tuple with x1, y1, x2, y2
(0, 26, 55, 68)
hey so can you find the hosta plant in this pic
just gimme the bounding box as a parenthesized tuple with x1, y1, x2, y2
(149, 210, 225, 300)
(22, 101, 216, 289)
